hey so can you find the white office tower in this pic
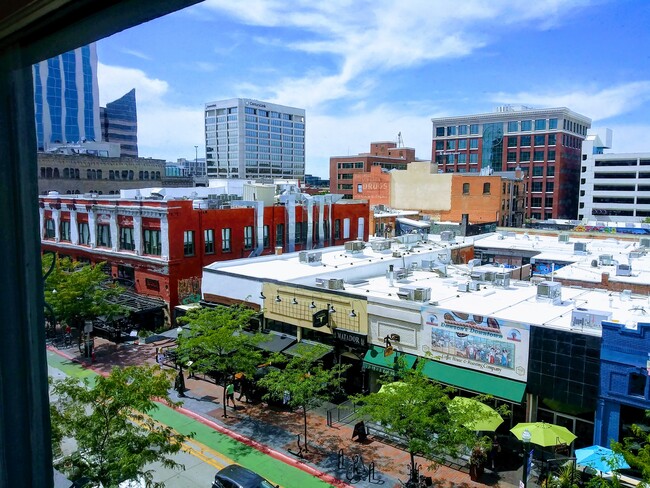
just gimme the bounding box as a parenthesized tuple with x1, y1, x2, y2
(204, 98, 305, 180)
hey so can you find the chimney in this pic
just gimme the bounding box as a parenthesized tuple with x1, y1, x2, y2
(601, 272, 609, 286)
(389, 264, 394, 287)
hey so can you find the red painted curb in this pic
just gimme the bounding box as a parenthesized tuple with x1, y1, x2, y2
(47, 346, 354, 488)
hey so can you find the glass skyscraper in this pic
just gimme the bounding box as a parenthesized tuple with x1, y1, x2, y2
(205, 98, 306, 179)
(33, 43, 100, 151)
(100, 88, 138, 158)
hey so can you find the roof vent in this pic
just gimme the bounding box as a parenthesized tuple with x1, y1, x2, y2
(315, 278, 344, 290)
(398, 285, 432, 302)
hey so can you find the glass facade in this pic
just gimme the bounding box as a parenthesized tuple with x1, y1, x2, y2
(101, 88, 138, 158)
(33, 43, 100, 150)
(481, 122, 504, 172)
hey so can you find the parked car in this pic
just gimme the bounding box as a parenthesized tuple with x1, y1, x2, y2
(212, 464, 278, 488)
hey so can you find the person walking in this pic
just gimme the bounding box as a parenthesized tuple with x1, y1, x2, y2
(226, 381, 236, 409)
(489, 435, 501, 470)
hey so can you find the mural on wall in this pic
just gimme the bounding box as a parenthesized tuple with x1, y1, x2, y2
(178, 276, 201, 304)
(422, 308, 530, 381)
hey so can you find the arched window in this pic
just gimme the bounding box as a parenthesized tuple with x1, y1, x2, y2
(53, 168, 59, 178)
(63, 168, 69, 178)
(75, 169, 80, 179)
(462, 182, 470, 194)
(40, 167, 46, 178)
(96, 169, 102, 179)
(129, 170, 134, 180)
(144, 171, 149, 180)
(87, 169, 92, 179)
(139, 171, 143, 179)
(46, 167, 53, 178)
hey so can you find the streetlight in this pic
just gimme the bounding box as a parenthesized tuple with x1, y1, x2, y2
(522, 428, 532, 488)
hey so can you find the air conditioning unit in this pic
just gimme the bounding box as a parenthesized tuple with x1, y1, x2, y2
(370, 239, 392, 252)
(394, 267, 411, 281)
(571, 308, 612, 330)
(344, 240, 365, 253)
(536, 281, 562, 304)
(471, 271, 487, 281)
(630, 250, 645, 259)
(421, 259, 434, 270)
(315, 278, 345, 290)
(574, 242, 587, 254)
(494, 272, 511, 288)
(599, 254, 613, 266)
(484, 271, 496, 282)
(558, 233, 570, 242)
(392, 251, 402, 258)
(299, 251, 322, 264)
(457, 282, 469, 292)
(398, 286, 431, 302)
(640, 237, 650, 248)
(467, 258, 482, 269)
(440, 231, 454, 242)
(468, 281, 481, 291)
(616, 263, 632, 276)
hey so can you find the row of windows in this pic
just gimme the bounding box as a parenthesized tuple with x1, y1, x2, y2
(435, 118, 561, 137)
(461, 182, 491, 194)
(530, 181, 555, 192)
(40, 167, 162, 181)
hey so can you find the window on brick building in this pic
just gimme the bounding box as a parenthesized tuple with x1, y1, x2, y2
(184, 230, 195, 256)
(78, 222, 90, 245)
(244, 226, 254, 249)
(96, 224, 111, 248)
(119, 226, 134, 251)
(45, 218, 55, 238)
(222, 228, 232, 252)
(463, 183, 470, 194)
(629, 373, 646, 397)
(263, 225, 270, 248)
(60, 221, 70, 241)
(204, 229, 215, 254)
(483, 183, 491, 194)
(143, 229, 161, 255)
(275, 224, 283, 247)
(334, 219, 341, 239)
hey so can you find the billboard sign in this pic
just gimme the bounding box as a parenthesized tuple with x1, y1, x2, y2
(422, 308, 529, 381)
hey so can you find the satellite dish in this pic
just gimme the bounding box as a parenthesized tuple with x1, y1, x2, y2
(384, 346, 395, 357)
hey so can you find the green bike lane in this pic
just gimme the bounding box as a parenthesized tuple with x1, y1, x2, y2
(47, 349, 349, 488)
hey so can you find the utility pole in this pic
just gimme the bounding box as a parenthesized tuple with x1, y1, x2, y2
(194, 145, 199, 176)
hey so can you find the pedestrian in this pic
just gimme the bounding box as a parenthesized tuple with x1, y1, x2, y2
(156, 348, 164, 366)
(226, 381, 236, 408)
(489, 435, 501, 470)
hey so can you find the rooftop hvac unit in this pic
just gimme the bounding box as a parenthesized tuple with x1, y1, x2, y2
(571, 308, 612, 330)
(574, 242, 588, 254)
(536, 281, 562, 304)
(467, 258, 482, 270)
(315, 278, 345, 290)
(394, 267, 411, 281)
(421, 259, 434, 270)
(558, 233, 570, 242)
(640, 237, 650, 248)
(344, 240, 365, 253)
(457, 282, 469, 293)
(630, 250, 645, 259)
(468, 281, 481, 291)
(299, 251, 322, 264)
(375, 204, 386, 212)
(494, 272, 511, 288)
(599, 254, 614, 266)
(398, 286, 432, 302)
(484, 271, 496, 282)
(471, 270, 487, 281)
(616, 263, 632, 276)
(621, 289, 632, 301)
(370, 239, 392, 252)
(440, 231, 454, 242)
(392, 251, 402, 258)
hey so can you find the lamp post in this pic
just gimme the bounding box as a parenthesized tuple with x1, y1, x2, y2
(522, 428, 532, 488)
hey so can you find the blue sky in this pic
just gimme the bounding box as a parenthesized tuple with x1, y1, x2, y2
(97, 0, 650, 178)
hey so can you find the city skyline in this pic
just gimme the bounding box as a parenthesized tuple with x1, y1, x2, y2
(96, 0, 650, 177)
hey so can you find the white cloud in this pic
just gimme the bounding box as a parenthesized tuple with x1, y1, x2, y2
(98, 63, 202, 161)
(120, 48, 152, 61)
(489, 81, 650, 121)
(97, 63, 168, 105)
(595, 123, 650, 153)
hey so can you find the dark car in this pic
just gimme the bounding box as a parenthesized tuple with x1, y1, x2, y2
(212, 464, 278, 488)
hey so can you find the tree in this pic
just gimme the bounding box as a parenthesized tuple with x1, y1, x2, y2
(613, 410, 650, 483)
(352, 366, 492, 483)
(49, 365, 191, 487)
(43, 255, 125, 331)
(257, 344, 349, 451)
(175, 305, 265, 418)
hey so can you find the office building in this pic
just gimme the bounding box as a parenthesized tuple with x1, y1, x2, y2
(431, 106, 591, 220)
(33, 43, 101, 150)
(204, 98, 306, 180)
(578, 129, 650, 222)
(330, 141, 418, 199)
(100, 88, 138, 158)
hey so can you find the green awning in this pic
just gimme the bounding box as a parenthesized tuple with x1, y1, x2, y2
(362, 345, 418, 374)
(421, 359, 526, 403)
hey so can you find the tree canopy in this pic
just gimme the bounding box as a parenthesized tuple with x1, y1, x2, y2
(175, 305, 266, 417)
(43, 255, 125, 330)
(613, 410, 650, 483)
(257, 344, 348, 450)
(50, 365, 190, 487)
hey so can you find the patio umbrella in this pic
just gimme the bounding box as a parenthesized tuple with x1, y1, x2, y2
(511, 422, 577, 447)
(378, 381, 407, 394)
(448, 396, 504, 432)
(575, 445, 630, 474)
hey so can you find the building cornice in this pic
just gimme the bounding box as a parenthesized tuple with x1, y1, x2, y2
(431, 107, 592, 125)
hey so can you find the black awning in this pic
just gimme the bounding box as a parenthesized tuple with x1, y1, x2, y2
(103, 287, 167, 313)
(242, 330, 297, 353)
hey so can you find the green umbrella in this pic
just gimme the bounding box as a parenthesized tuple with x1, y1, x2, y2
(448, 396, 504, 432)
(511, 422, 577, 447)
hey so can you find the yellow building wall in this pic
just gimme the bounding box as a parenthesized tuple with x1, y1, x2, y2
(390, 161, 453, 211)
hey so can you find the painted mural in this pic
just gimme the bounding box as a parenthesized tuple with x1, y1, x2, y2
(422, 308, 530, 381)
(178, 276, 201, 304)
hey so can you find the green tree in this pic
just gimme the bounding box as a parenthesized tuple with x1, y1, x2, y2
(175, 305, 265, 418)
(257, 344, 349, 451)
(352, 366, 491, 482)
(50, 365, 191, 487)
(43, 255, 125, 331)
(613, 410, 650, 482)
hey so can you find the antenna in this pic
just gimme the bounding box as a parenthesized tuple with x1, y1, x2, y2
(397, 132, 404, 148)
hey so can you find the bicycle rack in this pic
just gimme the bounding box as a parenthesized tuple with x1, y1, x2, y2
(368, 461, 376, 481)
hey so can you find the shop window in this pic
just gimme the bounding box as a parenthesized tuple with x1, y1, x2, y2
(263, 225, 270, 248)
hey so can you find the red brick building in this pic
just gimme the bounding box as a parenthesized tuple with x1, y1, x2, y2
(39, 193, 369, 315)
(329, 141, 418, 199)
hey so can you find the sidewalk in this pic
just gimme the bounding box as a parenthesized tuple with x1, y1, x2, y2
(50, 337, 522, 488)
